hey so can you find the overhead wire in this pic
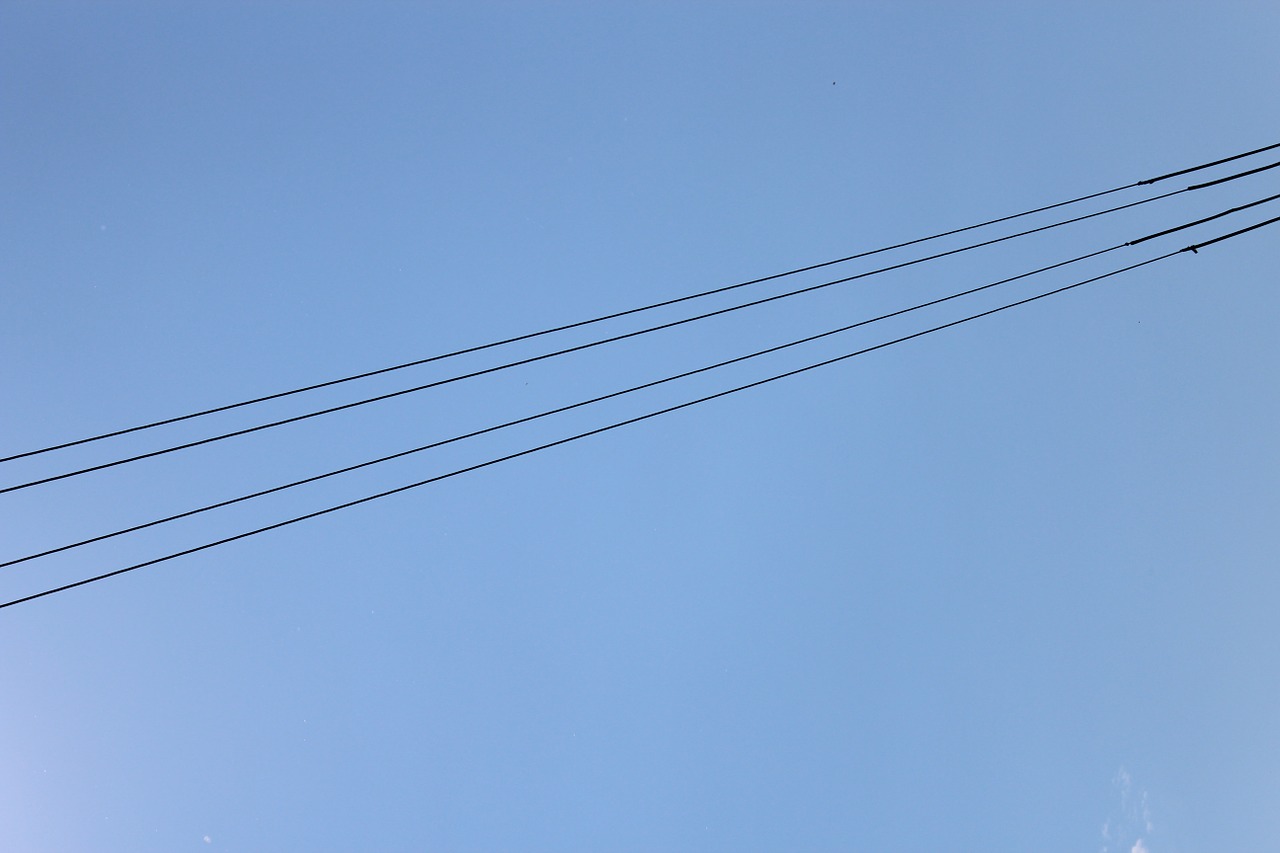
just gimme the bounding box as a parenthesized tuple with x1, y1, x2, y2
(8, 192, 1277, 567)
(1138, 140, 1280, 184)
(0, 241, 1129, 569)
(13, 171, 1271, 496)
(3, 141, 1277, 466)
(1126, 191, 1280, 246)
(0, 252, 1187, 609)
(1184, 158, 1280, 190)
(1182, 212, 1280, 252)
(4, 210, 1276, 610)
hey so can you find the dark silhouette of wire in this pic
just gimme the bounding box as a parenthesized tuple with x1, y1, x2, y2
(14, 191, 1276, 568)
(1127, 191, 1280, 246)
(1185, 159, 1280, 191)
(2, 248, 1199, 611)
(1139, 140, 1280, 185)
(0, 184, 1199, 495)
(1184, 213, 1280, 252)
(4, 142, 1275, 466)
(2, 242, 1129, 570)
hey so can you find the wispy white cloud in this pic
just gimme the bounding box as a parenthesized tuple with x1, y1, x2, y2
(1100, 767, 1156, 853)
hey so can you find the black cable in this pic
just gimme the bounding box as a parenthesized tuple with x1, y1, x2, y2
(0, 184, 1196, 495)
(1139, 140, 1280, 185)
(1184, 213, 1280, 253)
(1128, 192, 1280, 246)
(0, 249, 1195, 611)
(5, 141, 1275, 466)
(1185, 159, 1280, 191)
(15, 189, 1274, 567)
(2, 243, 1129, 570)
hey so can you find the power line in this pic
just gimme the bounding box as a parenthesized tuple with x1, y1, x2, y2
(0, 248, 1194, 610)
(1183, 158, 1280, 191)
(0, 182, 1207, 495)
(1184, 212, 1280, 252)
(4, 142, 1276, 466)
(1127, 191, 1280, 246)
(11, 191, 1277, 569)
(1138, 140, 1280, 184)
(9, 205, 1274, 610)
(2, 242, 1130, 570)
(11, 207, 1277, 610)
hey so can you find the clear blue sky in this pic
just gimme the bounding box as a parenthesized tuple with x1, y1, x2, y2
(2, 3, 1277, 851)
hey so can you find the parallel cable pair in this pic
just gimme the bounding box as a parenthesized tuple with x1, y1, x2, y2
(3, 143, 1279, 609)
(6, 140, 1280, 472)
(7, 160, 1280, 496)
(7, 190, 1280, 575)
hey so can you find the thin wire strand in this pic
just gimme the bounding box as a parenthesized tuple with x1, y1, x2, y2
(1140, 141, 1280, 184)
(5, 141, 1275, 465)
(2, 243, 1129, 569)
(1185, 159, 1280, 191)
(0, 249, 1192, 611)
(1185, 213, 1280, 252)
(1128, 191, 1280, 245)
(19, 189, 1275, 568)
(0, 185, 1194, 495)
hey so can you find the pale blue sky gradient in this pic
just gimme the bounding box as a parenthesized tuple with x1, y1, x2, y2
(3, 3, 1278, 851)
